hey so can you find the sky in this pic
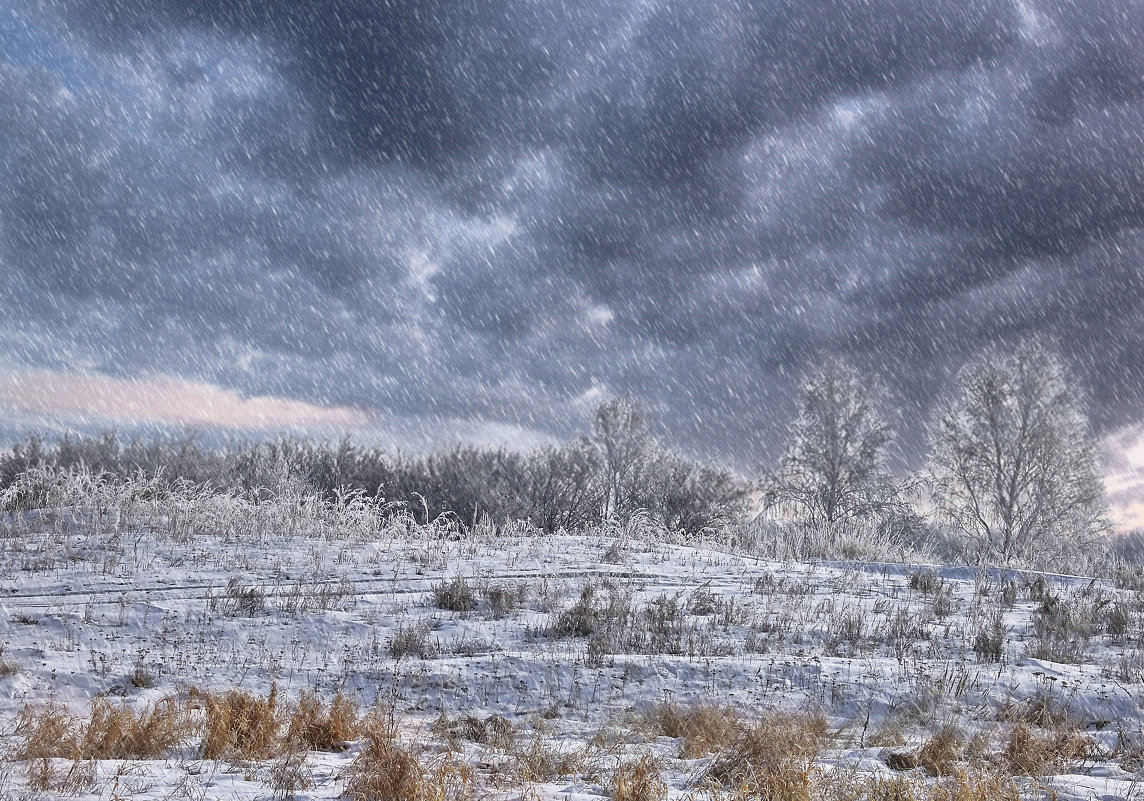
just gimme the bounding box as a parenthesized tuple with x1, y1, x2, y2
(1, 0, 1143, 526)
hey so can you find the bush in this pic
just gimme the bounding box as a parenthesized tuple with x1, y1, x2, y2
(432, 576, 477, 613)
(973, 614, 1006, 663)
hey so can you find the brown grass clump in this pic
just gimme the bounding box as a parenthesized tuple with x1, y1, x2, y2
(286, 690, 359, 751)
(25, 757, 95, 796)
(928, 769, 1020, 801)
(15, 703, 75, 760)
(81, 698, 188, 759)
(342, 733, 475, 801)
(196, 684, 282, 760)
(702, 712, 829, 801)
(649, 703, 739, 758)
(433, 713, 514, 749)
(511, 735, 589, 784)
(1001, 722, 1094, 776)
(16, 698, 188, 760)
(917, 727, 964, 777)
(608, 754, 667, 801)
(828, 770, 1019, 801)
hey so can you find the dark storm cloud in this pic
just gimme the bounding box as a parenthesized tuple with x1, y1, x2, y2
(2, 0, 1143, 482)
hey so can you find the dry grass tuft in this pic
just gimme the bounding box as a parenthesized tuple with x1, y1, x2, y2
(608, 754, 667, 801)
(286, 690, 359, 751)
(25, 757, 95, 796)
(16, 698, 188, 760)
(826, 770, 1019, 801)
(1001, 722, 1094, 776)
(917, 726, 963, 777)
(196, 683, 282, 760)
(433, 576, 477, 613)
(433, 713, 514, 749)
(702, 712, 828, 800)
(511, 735, 589, 784)
(342, 731, 475, 801)
(648, 703, 739, 758)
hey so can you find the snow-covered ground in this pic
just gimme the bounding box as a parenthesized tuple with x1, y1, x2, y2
(0, 511, 1141, 799)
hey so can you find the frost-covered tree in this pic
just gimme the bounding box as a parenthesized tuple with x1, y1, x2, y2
(765, 360, 901, 526)
(927, 342, 1109, 568)
(592, 397, 655, 520)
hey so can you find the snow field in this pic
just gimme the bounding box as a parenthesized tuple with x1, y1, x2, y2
(0, 515, 1140, 799)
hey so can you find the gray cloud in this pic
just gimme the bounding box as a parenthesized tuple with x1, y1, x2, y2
(2, 0, 1143, 482)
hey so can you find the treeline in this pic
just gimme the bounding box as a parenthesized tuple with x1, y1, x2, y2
(0, 399, 747, 537)
(0, 340, 1121, 570)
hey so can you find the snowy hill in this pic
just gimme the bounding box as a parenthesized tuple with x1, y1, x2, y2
(0, 501, 1140, 800)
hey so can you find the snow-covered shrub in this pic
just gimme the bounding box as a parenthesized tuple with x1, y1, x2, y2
(432, 575, 477, 612)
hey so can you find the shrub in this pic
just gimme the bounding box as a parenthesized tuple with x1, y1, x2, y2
(972, 614, 1006, 663)
(432, 576, 477, 613)
(389, 622, 436, 660)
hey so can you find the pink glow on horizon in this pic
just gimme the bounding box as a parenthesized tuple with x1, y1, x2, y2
(0, 370, 374, 431)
